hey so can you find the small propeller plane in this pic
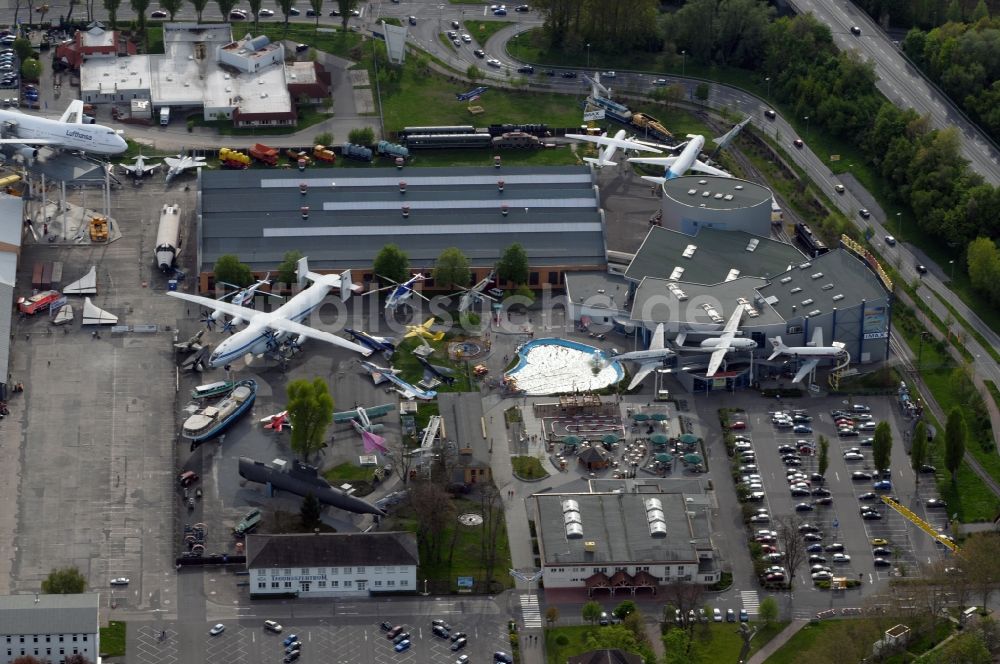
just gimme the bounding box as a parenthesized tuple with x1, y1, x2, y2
(119, 153, 161, 178)
(201, 273, 283, 333)
(403, 317, 444, 344)
(333, 403, 396, 453)
(452, 271, 496, 313)
(359, 361, 438, 400)
(371, 273, 428, 311)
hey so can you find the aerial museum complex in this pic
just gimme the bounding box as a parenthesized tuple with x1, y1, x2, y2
(3, 7, 967, 664)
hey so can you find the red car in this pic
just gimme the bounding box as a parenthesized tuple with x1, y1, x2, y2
(729, 421, 747, 430)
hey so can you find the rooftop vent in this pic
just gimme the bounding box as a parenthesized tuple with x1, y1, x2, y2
(667, 283, 688, 301)
(566, 523, 583, 539)
(799, 262, 812, 270)
(561, 499, 579, 513)
(801, 298, 814, 306)
(584, 540, 597, 552)
(810, 272, 824, 280)
(780, 276, 792, 284)
(832, 294, 844, 301)
(725, 269, 740, 282)
(687, 189, 697, 195)
(698, 180, 707, 185)
(821, 283, 834, 290)
(746, 238, 759, 252)
(738, 297, 760, 318)
(808, 309, 821, 317)
(702, 190, 711, 197)
(669, 267, 685, 281)
(682, 245, 697, 259)
(724, 194, 734, 200)
(734, 185, 744, 190)
(714, 193, 724, 199)
(790, 287, 802, 294)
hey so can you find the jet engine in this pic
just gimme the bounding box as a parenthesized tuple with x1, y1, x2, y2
(13, 145, 38, 161)
(295, 334, 308, 347)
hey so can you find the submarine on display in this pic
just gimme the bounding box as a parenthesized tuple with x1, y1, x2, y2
(155, 203, 181, 272)
(238, 456, 386, 516)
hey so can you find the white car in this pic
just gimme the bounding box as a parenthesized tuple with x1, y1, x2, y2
(264, 620, 283, 633)
(461, 34, 472, 43)
(713, 608, 722, 622)
(832, 553, 851, 563)
(486, 58, 502, 68)
(209, 624, 225, 636)
(110, 577, 129, 586)
(844, 452, 865, 461)
(258, 8, 274, 16)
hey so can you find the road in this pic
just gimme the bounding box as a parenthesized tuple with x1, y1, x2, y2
(787, 0, 1000, 185)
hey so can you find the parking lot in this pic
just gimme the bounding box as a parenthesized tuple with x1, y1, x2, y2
(732, 396, 948, 595)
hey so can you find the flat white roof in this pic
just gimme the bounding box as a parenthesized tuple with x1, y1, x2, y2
(204, 63, 291, 115)
(286, 61, 318, 85)
(81, 27, 114, 48)
(80, 55, 152, 94)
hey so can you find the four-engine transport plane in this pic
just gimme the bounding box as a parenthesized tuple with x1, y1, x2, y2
(0, 99, 128, 159)
(768, 329, 848, 383)
(202, 273, 283, 333)
(118, 153, 160, 178)
(565, 129, 663, 168)
(168, 257, 371, 367)
(607, 323, 675, 390)
(628, 133, 731, 182)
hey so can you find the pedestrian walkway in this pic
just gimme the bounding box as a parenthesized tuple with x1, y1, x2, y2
(521, 594, 542, 629)
(745, 619, 809, 664)
(740, 590, 761, 616)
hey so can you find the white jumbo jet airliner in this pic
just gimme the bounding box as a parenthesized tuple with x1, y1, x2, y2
(0, 100, 128, 159)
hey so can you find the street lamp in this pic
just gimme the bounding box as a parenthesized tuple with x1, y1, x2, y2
(803, 115, 810, 140)
(949, 260, 955, 281)
(896, 212, 902, 236)
(681, 50, 686, 77)
(765, 76, 770, 99)
(586, 43, 591, 69)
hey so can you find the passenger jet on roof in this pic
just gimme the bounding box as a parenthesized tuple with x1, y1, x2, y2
(768, 328, 847, 383)
(0, 99, 128, 159)
(607, 323, 675, 390)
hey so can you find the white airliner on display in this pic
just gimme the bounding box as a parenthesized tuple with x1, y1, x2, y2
(202, 273, 284, 332)
(168, 257, 372, 367)
(119, 153, 161, 178)
(768, 328, 848, 383)
(628, 133, 731, 182)
(0, 99, 128, 159)
(565, 129, 663, 167)
(608, 323, 675, 390)
(696, 306, 757, 377)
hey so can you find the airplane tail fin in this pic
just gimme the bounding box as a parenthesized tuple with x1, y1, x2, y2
(809, 328, 823, 347)
(768, 336, 786, 360)
(340, 269, 353, 302)
(675, 331, 687, 348)
(296, 257, 311, 288)
(58, 100, 85, 124)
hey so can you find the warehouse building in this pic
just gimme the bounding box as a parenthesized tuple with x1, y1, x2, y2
(196, 165, 607, 292)
(0, 593, 100, 664)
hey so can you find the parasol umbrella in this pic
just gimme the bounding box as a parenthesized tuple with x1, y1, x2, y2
(655, 452, 673, 463)
(602, 434, 620, 444)
(650, 433, 669, 445)
(632, 413, 650, 421)
(679, 433, 699, 445)
(562, 435, 582, 446)
(650, 413, 668, 421)
(684, 453, 703, 465)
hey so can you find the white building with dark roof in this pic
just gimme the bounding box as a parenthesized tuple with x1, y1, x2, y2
(246, 532, 418, 598)
(0, 593, 100, 664)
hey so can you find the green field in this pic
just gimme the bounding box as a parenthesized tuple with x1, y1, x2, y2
(391, 336, 475, 393)
(463, 19, 515, 47)
(100, 621, 126, 657)
(765, 618, 953, 664)
(511, 455, 548, 480)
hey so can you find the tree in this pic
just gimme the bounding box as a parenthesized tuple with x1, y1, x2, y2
(277, 250, 304, 287)
(924, 630, 990, 664)
(214, 254, 254, 288)
(64, 655, 94, 664)
(130, 0, 151, 49)
(613, 599, 637, 620)
(662, 628, 701, 664)
(545, 605, 559, 625)
(478, 484, 504, 589)
(19, 58, 40, 82)
(276, 0, 296, 32)
(911, 421, 928, 483)
(409, 481, 454, 564)
(582, 600, 603, 624)
(348, 127, 375, 145)
(961, 533, 1000, 609)
(41, 566, 87, 594)
(309, 0, 323, 26)
(102, 0, 121, 27)
(13, 38, 33, 63)
(775, 515, 805, 585)
(13, 657, 45, 664)
(661, 581, 703, 627)
(584, 624, 655, 664)
(759, 596, 778, 625)
(188, 0, 209, 20)
(216, 0, 239, 21)
(818, 435, 829, 478)
(872, 421, 893, 474)
(466, 64, 483, 82)
(497, 243, 529, 286)
(286, 378, 334, 461)
(433, 247, 471, 290)
(336, 0, 359, 31)
(300, 491, 322, 529)
(161, 0, 184, 19)
(944, 407, 966, 482)
(373, 244, 410, 286)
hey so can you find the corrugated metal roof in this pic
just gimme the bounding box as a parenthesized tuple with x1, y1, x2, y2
(264, 221, 602, 238)
(0, 593, 100, 635)
(321, 197, 596, 211)
(0, 195, 24, 247)
(262, 172, 593, 188)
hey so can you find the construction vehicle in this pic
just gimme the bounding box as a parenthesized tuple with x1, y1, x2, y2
(630, 112, 673, 143)
(249, 143, 279, 166)
(0, 173, 21, 195)
(219, 147, 251, 169)
(286, 148, 312, 166)
(89, 215, 109, 242)
(313, 144, 337, 163)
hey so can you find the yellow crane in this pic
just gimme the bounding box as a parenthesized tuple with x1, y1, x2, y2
(880, 495, 959, 553)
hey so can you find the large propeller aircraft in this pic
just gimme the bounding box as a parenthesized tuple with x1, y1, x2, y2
(201, 273, 283, 333)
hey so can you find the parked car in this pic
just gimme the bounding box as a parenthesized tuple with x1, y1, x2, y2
(873, 480, 892, 490)
(852, 471, 872, 481)
(451, 638, 468, 651)
(739, 609, 749, 622)
(873, 557, 891, 567)
(844, 452, 865, 461)
(210, 624, 225, 636)
(394, 639, 412, 652)
(726, 608, 735, 622)
(832, 553, 852, 563)
(926, 498, 948, 508)
(110, 577, 130, 586)
(151, 9, 168, 18)
(803, 532, 824, 542)
(264, 620, 283, 633)
(713, 608, 723, 622)
(387, 626, 405, 639)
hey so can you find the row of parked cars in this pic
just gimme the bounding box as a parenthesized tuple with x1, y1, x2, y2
(382, 619, 488, 661)
(672, 606, 748, 625)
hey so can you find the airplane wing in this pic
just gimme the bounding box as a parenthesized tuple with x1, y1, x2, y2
(705, 348, 727, 378)
(717, 307, 744, 346)
(627, 362, 658, 390)
(364, 404, 396, 418)
(690, 160, 732, 177)
(792, 359, 819, 384)
(166, 291, 372, 356)
(0, 138, 58, 145)
(333, 409, 362, 423)
(648, 323, 665, 352)
(628, 156, 678, 167)
(641, 176, 667, 185)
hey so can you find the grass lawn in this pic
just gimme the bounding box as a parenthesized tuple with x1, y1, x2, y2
(694, 621, 789, 662)
(511, 455, 548, 479)
(100, 621, 126, 657)
(464, 19, 515, 46)
(391, 336, 476, 393)
(405, 146, 579, 167)
(323, 462, 374, 483)
(545, 625, 594, 664)
(764, 620, 834, 664)
(766, 618, 953, 663)
(386, 497, 513, 592)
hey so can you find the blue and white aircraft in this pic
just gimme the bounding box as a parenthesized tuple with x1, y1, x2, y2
(203, 272, 284, 332)
(372, 273, 429, 311)
(345, 328, 396, 357)
(168, 258, 371, 367)
(628, 132, 733, 183)
(360, 361, 438, 400)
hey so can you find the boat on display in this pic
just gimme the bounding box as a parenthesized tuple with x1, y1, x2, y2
(191, 380, 236, 400)
(182, 380, 256, 442)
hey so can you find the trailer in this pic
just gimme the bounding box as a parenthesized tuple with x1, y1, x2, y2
(376, 140, 409, 159)
(341, 143, 373, 162)
(219, 147, 251, 169)
(403, 133, 492, 149)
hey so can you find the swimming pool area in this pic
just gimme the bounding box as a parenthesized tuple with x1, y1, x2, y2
(503, 338, 624, 395)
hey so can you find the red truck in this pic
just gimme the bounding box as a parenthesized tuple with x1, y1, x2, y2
(249, 143, 279, 166)
(18, 290, 61, 315)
